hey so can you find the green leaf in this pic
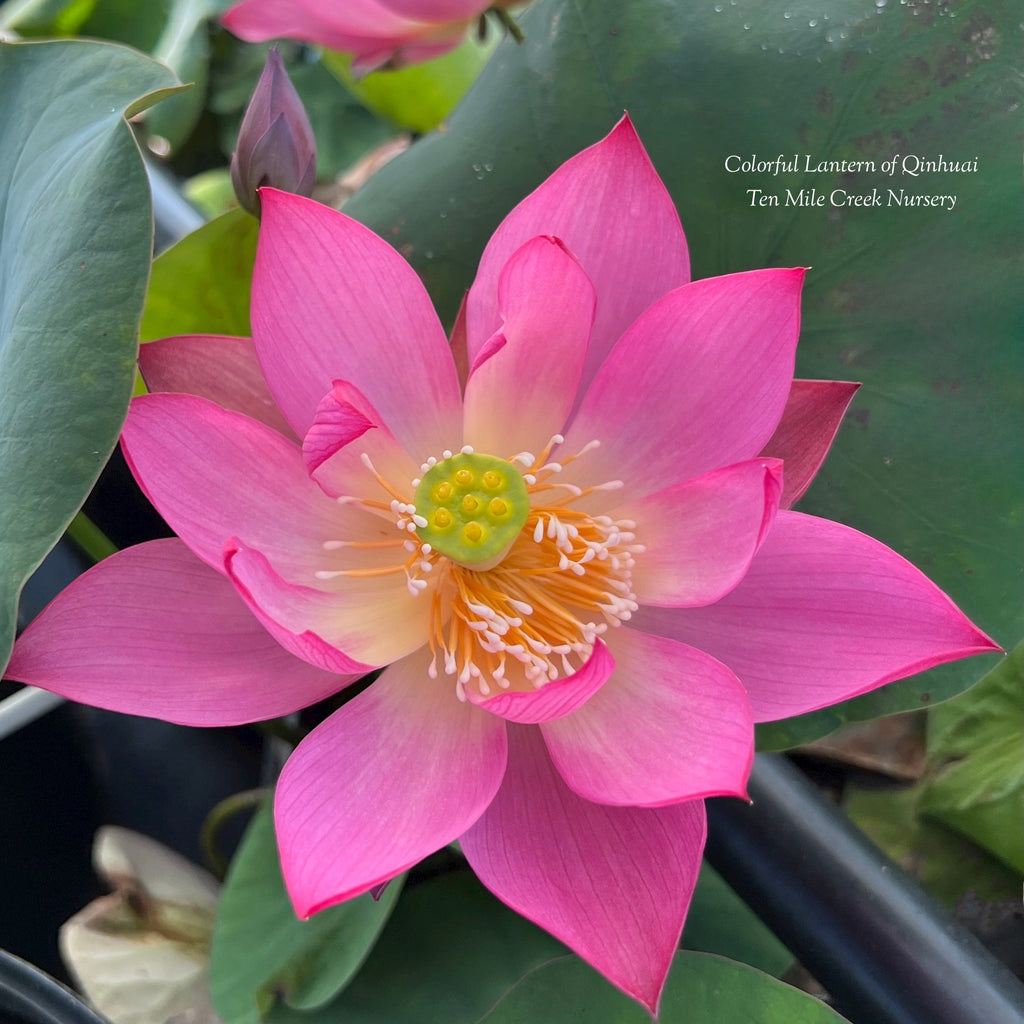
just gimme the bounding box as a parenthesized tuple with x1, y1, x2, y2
(844, 782, 1020, 906)
(346, 0, 1019, 745)
(682, 864, 792, 977)
(269, 869, 565, 1024)
(81, 0, 234, 150)
(321, 30, 497, 135)
(0, 0, 98, 35)
(209, 803, 404, 1023)
(479, 951, 849, 1023)
(183, 167, 237, 219)
(140, 206, 257, 341)
(0, 39, 179, 673)
(919, 643, 1024, 872)
(78, 0, 173, 53)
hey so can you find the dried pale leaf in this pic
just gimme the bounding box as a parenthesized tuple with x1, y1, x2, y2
(60, 828, 223, 1024)
(94, 827, 219, 909)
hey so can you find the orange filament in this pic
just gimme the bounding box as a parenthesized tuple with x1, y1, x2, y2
(322, 437, 643, 699)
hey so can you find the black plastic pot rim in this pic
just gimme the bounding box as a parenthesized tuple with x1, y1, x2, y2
(0, 950, 104, 1024)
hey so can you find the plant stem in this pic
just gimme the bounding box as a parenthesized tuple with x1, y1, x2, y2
(66, 512, 118, 563)
(492, 6, 525, 43)
(200, 788, 268, 879)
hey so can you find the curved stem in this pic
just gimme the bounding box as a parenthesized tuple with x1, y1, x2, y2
(200, 788, 268, 879)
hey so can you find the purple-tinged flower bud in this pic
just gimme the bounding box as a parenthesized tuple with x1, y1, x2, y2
(230, 47, 317, 217)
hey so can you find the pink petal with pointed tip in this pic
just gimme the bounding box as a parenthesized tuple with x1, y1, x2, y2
(463, 236, 596, 456)
(633, 511, 1001, 722)
(6, 540, 353, 726)
(122, 393, 362, 581)
(299, 381, 422, 508)
(276, 647, 507, 915)
(467, 330, 506, 375)
(225, 540, 428, 671)
(562, 268, 805, 503)
(466, 115, 689, 393)
(541, 628, 752, 806)
(461, 726, 705, 1015)
(469, 641, 614, 723)
(616, 458, 782, 607)
(253, 191, 461, 457)
(139, 334, 296, 439)
(302, 381, 378, 476)
(759, 379, 860, 508)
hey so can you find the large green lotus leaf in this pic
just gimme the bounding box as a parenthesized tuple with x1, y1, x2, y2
(261, 863, 790, 1023)
(209, 803, 404, 1023)
(682, 864, 792, 977)
(346, 0, 1020, 746)
(0, 39, 180, 673)
(264, 869, 565, 1024)
(480, 951, 849, 1023)
(918, 642, 1023, 872)
(140, 206, 257, 341)
(81, 0, 232, 149)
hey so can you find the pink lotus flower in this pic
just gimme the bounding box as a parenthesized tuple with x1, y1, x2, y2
(8, 117, 997, 1015)
(222, 0, 512, 73)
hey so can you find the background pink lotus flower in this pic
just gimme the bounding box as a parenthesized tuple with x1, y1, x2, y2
(7, 117, 997, 1015)
(222, 0, 512, 73)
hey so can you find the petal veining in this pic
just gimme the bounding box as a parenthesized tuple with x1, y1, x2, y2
(139, 334, 296, 439)
(466, 115, 689, 392)
(121, 392, 365, 582)
(562, 268, 805, 503)
(615, 458, 782, 607)
(634, 511, 1001, 722)
(276, 647, 508, 915)
(6, 540, 353, 725)
(225, 539, 430, 671)
(253, 190, 462, 454)
(541, 627, 753, 806)
(463, 235, 596, 456)
(461, 726, 705, 1015)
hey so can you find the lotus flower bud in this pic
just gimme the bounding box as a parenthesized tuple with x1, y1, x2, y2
(230, 48, 317, 217)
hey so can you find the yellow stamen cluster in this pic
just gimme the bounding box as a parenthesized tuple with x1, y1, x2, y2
(321, 435, 643, 701)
